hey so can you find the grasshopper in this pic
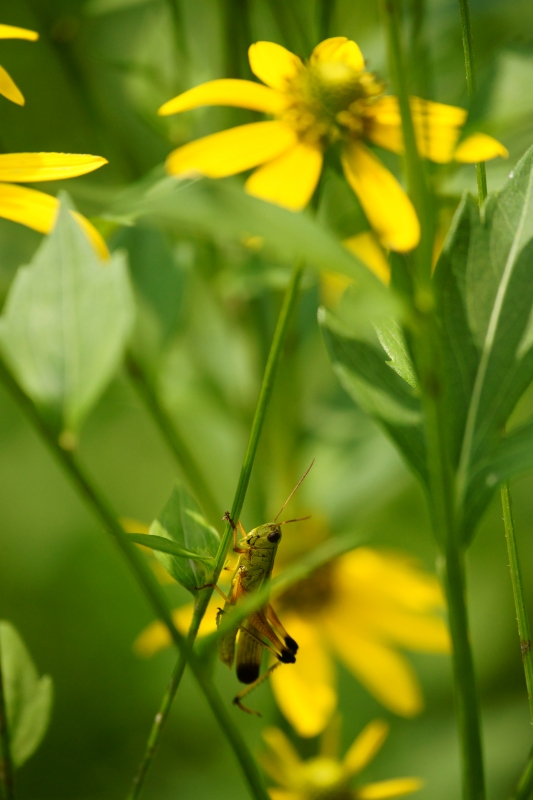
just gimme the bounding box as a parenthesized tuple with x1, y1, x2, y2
(196, 463, 313, 714)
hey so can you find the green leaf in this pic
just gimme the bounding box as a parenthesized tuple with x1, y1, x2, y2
(319, 307, 427, 483)
(374, 318, 419, 390)
(0, 196, 135, 434)
(104, 175, 398, 317)
(0, 621, 53, 768)
(150, 482, 219, 591)
(423, 147, 533, 538)
(126, 532, 215, 563)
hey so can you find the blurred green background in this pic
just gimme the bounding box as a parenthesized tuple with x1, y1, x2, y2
(2, 0, 533, 797)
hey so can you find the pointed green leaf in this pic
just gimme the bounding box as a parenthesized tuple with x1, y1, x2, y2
(0, 621, 53, 768)
(126, 532, 215, 563)
(0, 196, 135, 434)
(150, 483, 219, 591)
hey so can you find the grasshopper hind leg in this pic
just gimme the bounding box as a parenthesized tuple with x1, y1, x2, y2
(233, 664, 281, 716)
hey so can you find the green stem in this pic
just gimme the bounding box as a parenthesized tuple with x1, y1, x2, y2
(127, 615, 202, 800)
(381, 3, 485, 799)
(457, 0, 487, 204)
(0, 356, 269, 800)
(125, 352, 220, 528)
(381, 0, 434, 283)
(512, 746, 533, 800)
(126, 261, 304, 799)
(0, 638, 13, 800)
(501, 483, 533, 722)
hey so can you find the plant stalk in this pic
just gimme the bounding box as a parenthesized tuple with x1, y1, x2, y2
(127, 261, 304, 799)
(457, 0, 487, 203)
(0, 356, 269, 800)
(381, 2, 485, 799)
(501, 483, 533, 722)
(0, 637, 13, 800)
(125, 352, 220, 528)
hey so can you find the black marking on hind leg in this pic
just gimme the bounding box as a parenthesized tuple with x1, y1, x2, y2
(237, 663, 261, 684)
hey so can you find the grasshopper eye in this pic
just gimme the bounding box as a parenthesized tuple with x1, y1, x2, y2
(267, 529, 281, 543)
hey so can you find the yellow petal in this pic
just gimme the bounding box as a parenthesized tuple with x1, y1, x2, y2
(0, 183, 109, 258)
(269, 791, 304, 800)
(320, 271, 353, 308)
(357, 778, 425, 799)
(0, 25, 38, 41)
(454, 132, 509, 163)
(0, 152, 108, 183)
(259, 727, 303, 787)
(166, 121, 297, 179)
(362, 606, 450, 653)
(248, 41, 303, 90)
(158, 79, 287, 116)
(324, 617, 423, 716)
(245, 142, 323, 211)
(134, 601, 219, 657)
(70, 211, 110, 261)
(342, 142, 420, 252)
(120, 518, 150, 535)
(0, 65, 24, 105)
(336, 550, 445, 613)
(311, 37, 365, 72)
(343, 232, 390, 284)
(342, 720, 389, 777)
(270, 614, 337, 738)
(365, 96, 467, 163)
(263, 727, 303, 770)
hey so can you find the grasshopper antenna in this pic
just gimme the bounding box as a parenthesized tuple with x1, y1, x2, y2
(274, 460, 315, 523)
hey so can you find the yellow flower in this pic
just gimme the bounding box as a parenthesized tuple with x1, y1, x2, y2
(269, 548, 449, 737)
(260, 720, 424, 800)
(134, 543, 449, 737)
(158, 37, 507, 253)
(0, 24, 39, 106)
(0, 152, 109, 258)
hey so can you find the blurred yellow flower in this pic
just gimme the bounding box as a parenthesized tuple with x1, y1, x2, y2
(0, 24, 38, 106)
(134, 543, 449, 737)
(270, 548, 449, 737)
(158, 36, 507, 253)
(260, 720, 424, 800)
(0, 152, 109, 258)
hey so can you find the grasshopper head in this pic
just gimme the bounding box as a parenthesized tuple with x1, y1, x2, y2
(246, 523, 282, 548)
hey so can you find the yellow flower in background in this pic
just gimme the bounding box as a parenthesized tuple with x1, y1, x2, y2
(260, 720, 424, 800)
(270, 548, 449, 737)
(0, 24, 39, 106)
(134, 543, 449, 737)
(0, 152, 109, 258)
(158, 36, 507, 253)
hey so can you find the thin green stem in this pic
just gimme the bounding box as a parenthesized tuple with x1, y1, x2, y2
(126, 261, 304, 799)
(127, 616, 202, 800)
(457, 0, 487, 204)
(125, 352, 220, 528)
(0, 638, 14, 800)
(381, 0, 434, 284)
(501, 483, 533, 722)
(512, 746, 533, 800)
(381, 3, 485, 799)
(0, 356, 269, 800)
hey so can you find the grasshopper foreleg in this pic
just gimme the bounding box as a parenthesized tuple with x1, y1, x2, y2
(223, 511, 249, 555)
